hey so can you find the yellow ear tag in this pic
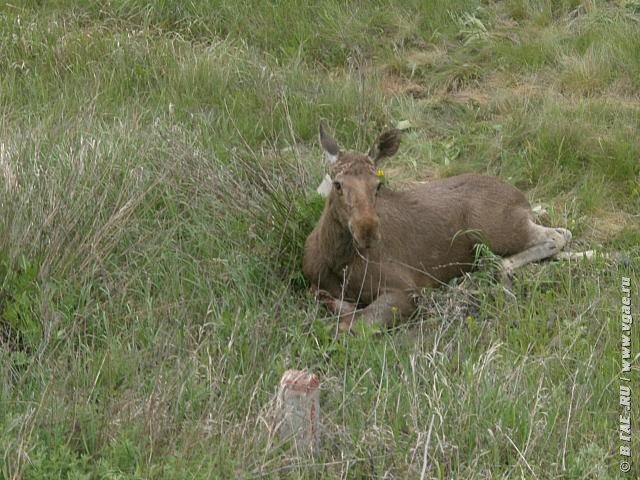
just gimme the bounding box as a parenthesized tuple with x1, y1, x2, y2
(376, 168, 387, 185)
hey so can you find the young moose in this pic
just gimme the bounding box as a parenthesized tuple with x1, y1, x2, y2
(303, 123, 572, 334)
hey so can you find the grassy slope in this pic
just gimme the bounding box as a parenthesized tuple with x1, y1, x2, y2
(0, 0, 639, 478)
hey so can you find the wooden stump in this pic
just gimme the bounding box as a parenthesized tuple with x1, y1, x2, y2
(276, 369, 320, 454)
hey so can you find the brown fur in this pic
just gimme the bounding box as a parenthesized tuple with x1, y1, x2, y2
(304, 124, 570, 333)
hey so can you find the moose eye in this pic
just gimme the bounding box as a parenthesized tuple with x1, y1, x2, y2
(333, 181, 342, 192)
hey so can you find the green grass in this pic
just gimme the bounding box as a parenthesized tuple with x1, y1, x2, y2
(1, 1, 639, 478)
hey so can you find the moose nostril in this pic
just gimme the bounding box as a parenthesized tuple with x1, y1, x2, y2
(367, 219, 380, 237)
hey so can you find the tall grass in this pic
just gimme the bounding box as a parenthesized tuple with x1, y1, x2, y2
(1, 1, 639, 478)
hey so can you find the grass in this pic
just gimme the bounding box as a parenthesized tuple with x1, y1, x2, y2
(0, 0, 639, 478)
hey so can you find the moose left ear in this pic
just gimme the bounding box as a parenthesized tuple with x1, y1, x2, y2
(368, 129, 401, 165)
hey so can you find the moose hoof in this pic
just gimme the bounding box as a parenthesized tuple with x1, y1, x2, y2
(498, 260, 515, 290)
(549, 227, 572, 250)
(499, 259, 514, 278)
(313, 288, 334, 303)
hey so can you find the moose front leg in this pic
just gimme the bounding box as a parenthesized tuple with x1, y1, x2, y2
(313, 287, 358, 317)
(336, 290, 415, 335)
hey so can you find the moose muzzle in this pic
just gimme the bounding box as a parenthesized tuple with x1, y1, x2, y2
(349, 215, 381, 250)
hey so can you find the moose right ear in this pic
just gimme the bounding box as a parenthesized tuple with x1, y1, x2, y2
(319, 121, 340, 165)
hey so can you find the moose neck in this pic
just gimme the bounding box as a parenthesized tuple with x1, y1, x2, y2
(317, 196, 357, 270)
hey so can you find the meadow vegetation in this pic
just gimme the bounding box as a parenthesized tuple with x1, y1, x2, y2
(0, 0, 639, 478)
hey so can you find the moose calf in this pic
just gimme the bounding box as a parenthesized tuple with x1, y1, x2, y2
(303, 123, 572, 333)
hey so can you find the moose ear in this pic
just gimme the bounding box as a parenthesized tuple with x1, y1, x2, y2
(319, 121, 340, 165)
(368, 129, 401, 165)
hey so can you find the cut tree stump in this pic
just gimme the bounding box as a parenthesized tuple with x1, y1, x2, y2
(276, 369, 320, 454)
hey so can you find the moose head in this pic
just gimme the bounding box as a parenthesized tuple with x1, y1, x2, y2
(319, 122, 401, 250)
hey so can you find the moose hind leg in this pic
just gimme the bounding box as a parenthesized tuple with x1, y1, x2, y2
(501, 222, 572, 277)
